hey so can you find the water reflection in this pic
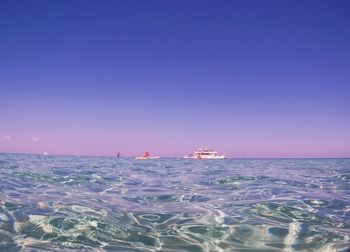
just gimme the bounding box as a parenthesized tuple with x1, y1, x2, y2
(0, 154, 349, 251)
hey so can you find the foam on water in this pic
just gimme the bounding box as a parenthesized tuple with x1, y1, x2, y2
(0, 154, 349, 251)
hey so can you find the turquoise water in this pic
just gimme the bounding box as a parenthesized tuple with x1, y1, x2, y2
(0, 154, 349, 251)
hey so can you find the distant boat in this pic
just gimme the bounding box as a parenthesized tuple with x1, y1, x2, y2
(43, 152, 49, 156)
(135, 156, 160, 160)
(135, 151, 160, 160)
(184, 148, 226, 159)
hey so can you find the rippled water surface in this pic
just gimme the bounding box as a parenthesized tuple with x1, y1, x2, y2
(0, 154, 349, 251)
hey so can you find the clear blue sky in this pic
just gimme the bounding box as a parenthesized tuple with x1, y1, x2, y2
(1, 0, 350, 157)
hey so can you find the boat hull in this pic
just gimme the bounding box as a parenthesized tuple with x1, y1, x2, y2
(183, 156, 226, 159)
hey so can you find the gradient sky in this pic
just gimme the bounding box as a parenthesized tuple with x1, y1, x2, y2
(1, 0, 350, 157)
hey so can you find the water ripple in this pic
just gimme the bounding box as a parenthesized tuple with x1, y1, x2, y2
(0, 154, 349, 251)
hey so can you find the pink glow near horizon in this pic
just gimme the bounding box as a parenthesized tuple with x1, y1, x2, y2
(1, 134, 349, 158)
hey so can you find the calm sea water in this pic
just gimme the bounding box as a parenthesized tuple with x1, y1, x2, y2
(0, 154, 349, 251)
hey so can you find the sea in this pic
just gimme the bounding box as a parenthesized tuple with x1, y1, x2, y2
(0, 153, 349, 251)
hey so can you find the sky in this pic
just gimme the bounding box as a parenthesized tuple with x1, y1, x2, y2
(1, 0, 350, 157)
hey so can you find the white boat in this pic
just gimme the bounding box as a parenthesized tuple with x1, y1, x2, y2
(183, 148, 226, 159)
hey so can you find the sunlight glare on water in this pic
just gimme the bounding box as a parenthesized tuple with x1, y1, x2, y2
(0, 154, 349, 251)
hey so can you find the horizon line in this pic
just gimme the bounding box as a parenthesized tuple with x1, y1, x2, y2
(1, 151, 349, 159)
